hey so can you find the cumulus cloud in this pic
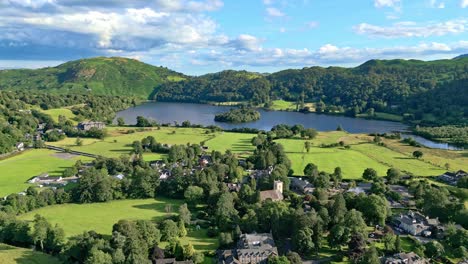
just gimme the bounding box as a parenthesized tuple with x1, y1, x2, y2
(461, 0, 468, 7)
(374, 0, 401, 8)
(354, 19, 467, 38)
(430, 0, 445, 8)
(227, 34, 263, 51)
(266, 7, 285, 17)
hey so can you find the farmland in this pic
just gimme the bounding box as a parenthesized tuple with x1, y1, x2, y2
(0, 149, 92, 197)
(0, 243, 62, 264)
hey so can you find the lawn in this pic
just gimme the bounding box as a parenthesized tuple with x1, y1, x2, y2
(204, 132, 255, 157)
(41, 108, 78, 124)
(18, 198, 219, 252)
(0, 243, 62, 264)
(19, 198, 183, 237)
(276, 134, 389, 179)
(351, 143, 446, 176)
(49, 127, 213, 158)
(0, 149, 92, 197)
(268, 100, 315, 111)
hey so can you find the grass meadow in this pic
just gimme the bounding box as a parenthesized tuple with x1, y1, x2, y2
(18, 198, 219, 252)
(0, 149, 92, 197)
(0, 243, 62, 264)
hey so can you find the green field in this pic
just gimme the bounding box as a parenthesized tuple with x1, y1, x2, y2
(41, 108, 77, 124)
(0, 243, 62, 264)
(0, 149, 92, 197)
(49, 127, 213, 158)
(204, 132, 255, 156)
(19, 198, 182, 237)
(18, 198, 218, 252)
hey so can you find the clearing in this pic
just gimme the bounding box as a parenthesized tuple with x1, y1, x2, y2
(0, 243, 62, 264)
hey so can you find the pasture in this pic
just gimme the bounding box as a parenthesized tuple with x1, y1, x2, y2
(0, 243, 62, 264)
(19, 198, 183, 237)
(18, 198, 218, 252)
(0, 149, 92, 197)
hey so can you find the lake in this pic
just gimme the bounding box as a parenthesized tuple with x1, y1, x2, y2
(116, 102, 462, 150)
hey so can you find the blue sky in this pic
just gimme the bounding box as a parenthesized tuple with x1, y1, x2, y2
(0, 0, 467, 75)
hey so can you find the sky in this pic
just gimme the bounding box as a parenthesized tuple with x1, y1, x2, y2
(0, 0, 467, 75)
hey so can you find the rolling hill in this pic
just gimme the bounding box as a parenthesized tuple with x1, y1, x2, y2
(0, 57, 186, 98)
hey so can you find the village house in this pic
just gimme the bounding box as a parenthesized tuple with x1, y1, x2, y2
(388, 184, 415, 208)
(113, 174, 125, 180)
(28, 173, 63, 185)
(381, 252, 428, 264)
(77, 121, 106, 131)
(154, 259, 193, 264)
(289, 177, 314, 194)
(393, 211, 441, 237)
(259, 181, 284, 202)
(437, 170, 467, 186)
(218, 233, 278, 264)
(347, 182, 372, 195)
(198, 155, 212, 166)
(225, 182, 242, 192)
(246, 166, 274, 182)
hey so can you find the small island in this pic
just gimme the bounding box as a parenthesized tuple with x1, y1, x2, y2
(214, 107, 261, 123)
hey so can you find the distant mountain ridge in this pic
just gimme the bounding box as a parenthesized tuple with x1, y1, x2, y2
(0, 57, 186, 98)
(454, 54, 468, 59)
(0, 56, 467, 125)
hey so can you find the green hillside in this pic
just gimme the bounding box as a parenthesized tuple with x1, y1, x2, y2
(0, 57, 186, 98)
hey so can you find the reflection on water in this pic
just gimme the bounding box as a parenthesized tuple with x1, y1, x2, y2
(115, 102, 461, 150)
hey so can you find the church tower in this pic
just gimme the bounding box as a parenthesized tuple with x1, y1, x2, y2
(273, 181, 283, 194)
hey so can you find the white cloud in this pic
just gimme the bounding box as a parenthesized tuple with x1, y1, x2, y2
(430, 0, 445, 8)
(354, 19, 467, 38)
(1, 0, 55, 8)
(227, 34, 263, 51)
(279, 27, 286, 33)
(305, 21, 319, 29)
(266, 7, 285, 17)
(461, 0, 468, 7)
(263, 0, 273, 5)
(374, 0, 401, 8)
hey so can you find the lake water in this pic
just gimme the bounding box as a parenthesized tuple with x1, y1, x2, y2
(116, 102, 462, 150)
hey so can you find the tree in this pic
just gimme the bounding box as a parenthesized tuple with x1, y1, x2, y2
(178, 221, 187, 237)
(304, 141, 312, 153)
(75, 137, 83, 146)
(286, 252, 302, 264)
(268, 256, 291, 264)
(330, 194, 347, 225)
(362, 168, 378, 182)
(395, 235, 402, 253)
(413, 150, 423, 159)
(356, 194, 390, 226)
(348, 233, 367, 263)
(192, 252, 205, 264)
(382, 233, 396, 253)
(32, 214, 50, 251)
(183, 242, 195, 258)
(303, 163, 318, 180)
(85, 248, 113, 264)
(116, 117, 125, 126)
(160, 220, 179, 241)
(179, 204, 191, 225)
(293, 227, 314, 254)
(386, 168, 401, 184)
(215, 192, 238, 230)
(219, 232, 233, 248)
(301, 128, 318, 139)
(425, 241, 444, 258)
(184, 186, 204, 205)
(362, 244, 379, 264)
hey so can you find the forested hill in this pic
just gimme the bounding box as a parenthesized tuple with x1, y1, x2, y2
(0, 56, 467, 124)
(154, 57, 468, 125)
(0, 57, 186, 98)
